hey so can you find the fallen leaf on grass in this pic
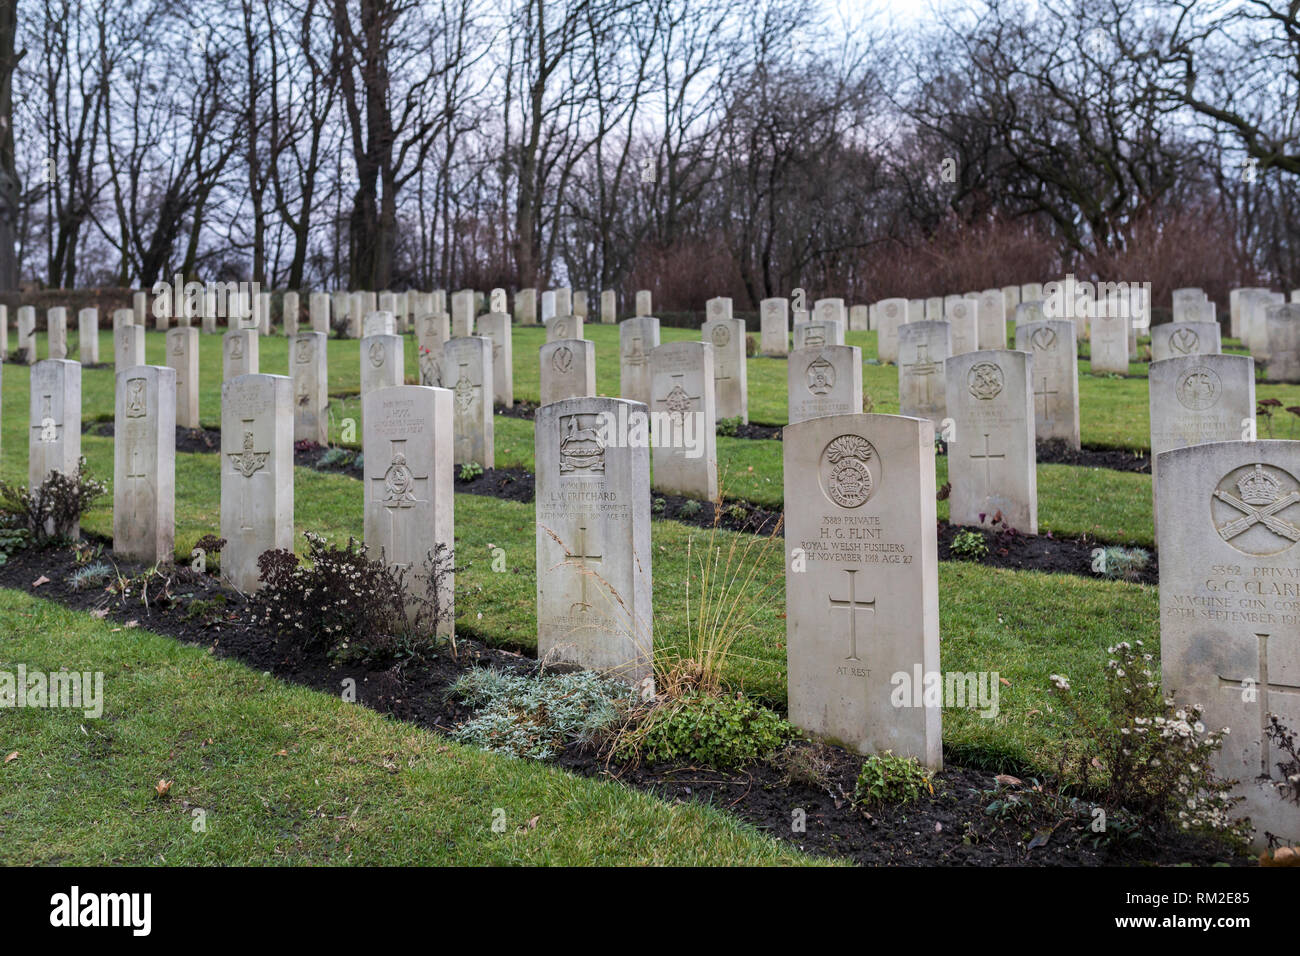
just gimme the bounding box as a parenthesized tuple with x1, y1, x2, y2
(32, 576, 49, 588)
(90, 609, 108, 619)
(1027, 826, 1054, 850)
(995, 774, 1023, 787)
(155, 779, 172, 797)
(526, 815, 540, 830)
(273, 749, 288, 757)
(4, 752, 17, 764)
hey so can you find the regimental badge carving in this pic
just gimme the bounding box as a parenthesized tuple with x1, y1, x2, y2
(1030, 326, 1057, 351)
(885, 304, 898, 318)
(296, 379, 310, 407)
(806, 356, 835, 395)
(711, 323, 731, 348)
(228, 430, 268, 478)
(623, 338, 645, 366)
(230, 336, 244, 360)
(665, 383, 693, 421)
(1176, 365, 1221, 410)
(1212, 463, 1300, 556)
(125, 377, 146, 418)
(559, 414, 606, 475)
(1171, 328, 1200, 354)
(553, 319, 569, 338)
(296, 339, 313, 363)
(804, 327, 826, 348)
(552, 346, 574, 374)
(171, 338, 184, 355)
(968, 362, 1004, 400)
(368, 340, 386, 368)
(819, 435, 878, 508)
(454, 368, 476, 411)
(382, 452, 418, 506)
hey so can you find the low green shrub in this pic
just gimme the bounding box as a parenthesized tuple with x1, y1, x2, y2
(854, 751, 935, 808)
(950, 529, 988, 560)
(621, 693, 793, 769)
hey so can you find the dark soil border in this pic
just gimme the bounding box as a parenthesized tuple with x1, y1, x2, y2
(0, 540, 1238, 866)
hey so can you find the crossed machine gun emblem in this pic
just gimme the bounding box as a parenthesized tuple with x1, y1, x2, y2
(1214, 464, 1300, 546)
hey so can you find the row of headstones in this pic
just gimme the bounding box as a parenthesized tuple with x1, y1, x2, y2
(22, 340, 1296, 849)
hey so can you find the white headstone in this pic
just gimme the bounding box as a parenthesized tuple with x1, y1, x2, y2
(783, 412, 941, 767)
(452, 290, 476, 337)
(1014, 320, 1081, 450)
(477, 313, 514, 408)
(541, 290, 557, 323)
(976, 289, 1007, 350)
(47, 307, 67, 360)
(114, 365, 176, 564)
(222, 329, 259, 381)
(788, 345, 863, 425)
(1156, 440, 1300, 850)
(875, 298, 908, 364)
(702, 316, 748, 423)
(760, 298, 790, 356)
(115, 323, 146, 370)
(282, 291, 300, 336)
(793, 320, 844, 351)
(220, 374, 294, 593)
(535, 397, 653, 687)
(541, 338, 596, 405)
(1151, 321, 1223, 363)
(361, 333, 404, 396)
(442, 337, 494, 468)
(945, 349, 1038, 534)
(849, 304, 869, 331)
(600, 290, 617, 325)
(363, 311, 396, 337)
(16, 305, 35, 364)
(945, 298, 978, 355)
(1265, 303, 1300, 383)
(546, 313, 583, 342)
(291, 332, 329, 445)
(166, 326, 200, 430)
(363, 384, 455, 626)
(29, 359, 82, 493)
(1149, 354, 1256, 495)
(649, 341, 717, 500)
(78, 308, 99, 365)
(619, 316, 660, 407)
(1089, 310, 1130, 375)
(636, 290, 652, 317)
(898, 320, 950, 426)
(517, 288, 538, 326)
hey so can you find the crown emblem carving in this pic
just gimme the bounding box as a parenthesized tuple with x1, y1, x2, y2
(1237, 464, 1281, 506)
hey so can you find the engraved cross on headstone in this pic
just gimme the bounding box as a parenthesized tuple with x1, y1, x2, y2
(828, 568, 875, 662)
(970, 433, 1006, 486)
(566, 523, 604, 609)
(1034, 375, 1059, 421)
(1218, 632, 1300, 775)
(904, 342, 938, 406)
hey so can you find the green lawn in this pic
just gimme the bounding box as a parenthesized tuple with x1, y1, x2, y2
(0, 588, 815, 865)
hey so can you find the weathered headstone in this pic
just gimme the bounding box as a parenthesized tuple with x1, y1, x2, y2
(907, 299, 924, 323)
(1151, 321, 1223, 362)
(133, 290, 148, 325)
(649, 341, 717, 499)
(541, 290, 557, 323)
(1089, 310, 1130, 375)
(1149, 354, 1255, 494)
(291, 331, 329, 444)
(573, 291, 588, 320)
(1244, 290, 1285, 359)
(282, 291, 300, 336)
(1002, 286, 1021, 314)
(1156, 439, 1300, 850)
(47, 307, 67, 360)
(945, 349, 1038, 534)
(876, 298, 908, 364)
(788, 345, 863, 425)
(702, 315, 748, 423)
(814, 298, 846, 328)
(363, 311, 396, 337)
(849, 304, 869, 331)
(309, 292, 330, 333)
(535, 397, 653, 686)
(220, 374, 293, 593)
(546, 313, 583, 342)
(29, 359, 82, 493)
(898, 320, 950, 426)
(760, 298, 790, 356)
(1014, 300, 1045, 325)
(619, 316, 660, 407)
(16, 306, 35, 364)
(924, 297, 943, 321)
(441, 336, 494, 468)
(1264, 303, 1300, 383)
(706, 296, 732, 322)
(540, 338, 596, 405)
(554, 288, 572, 318)
(222, 328, 259, 381)
(600, 289, 617, 325)
(976, 289, 1007, 350)
(517, 288, 538, 326)
(1021, 282, 1043, 304)
(477, 312, 514, 408)
(783, 412, 941, 767)
(360, 333, 404, 396)
(77, 308, 99, 365)
(636, 290, 652, 317)
(452, 290, 476, 337)
(166, 326, 200, 430)
(114, 365, 176, 564)
(1014, 320, 1081, 450)
(255, 291, 272, 336)
(945, 298, 978, 355)
(115, 322, 146, 370)
(1171, 288, 1207, 322)
(363, 384, 454, 625)
(793, 319, 844, 351)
